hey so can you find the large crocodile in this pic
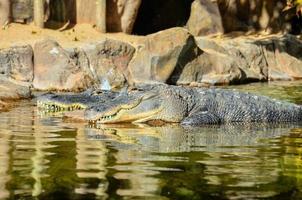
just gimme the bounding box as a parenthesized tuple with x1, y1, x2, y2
(38, 84, 302, 125)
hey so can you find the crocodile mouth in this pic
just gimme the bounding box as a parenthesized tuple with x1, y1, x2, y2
(37, 101, 87, 112)
(87, 99, 143, 124)
(87, 94, 162, 124)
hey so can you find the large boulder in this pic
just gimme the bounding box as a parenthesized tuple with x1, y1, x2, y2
(33, 39, 95, 91)
(73, 39, 136, 90)
(107, 0, 141, 33)
(128, 27, 202, 84)
(128, 27, 244, 86)
(195, 37, 269, 83)
(170, 50, 243, 85)
(221, 38, 268, 82)
(195, 34, 302, 82)
(0, 45, 34, 83)
(186, 0, 223, 36)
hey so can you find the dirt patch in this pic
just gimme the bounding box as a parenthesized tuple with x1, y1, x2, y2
(0, 23, 143, 49)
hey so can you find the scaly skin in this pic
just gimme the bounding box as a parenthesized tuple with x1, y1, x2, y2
(84, 85, 302, 125)
(37, 85, 302, 125)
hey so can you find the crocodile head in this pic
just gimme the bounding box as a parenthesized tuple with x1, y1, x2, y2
(37, 90, 119, 113)
(85, 87, 189, 124)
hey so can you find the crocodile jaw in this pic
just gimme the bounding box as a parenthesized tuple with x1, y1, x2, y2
(87, 107, 163, 124)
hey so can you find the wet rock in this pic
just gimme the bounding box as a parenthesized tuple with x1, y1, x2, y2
(0, 45, 34, 83)
(128, 27, 202, 84)
(186, 0, 223, 36)
(0, 77, 31, 99)
(0, 76, 31, 111)
(107, 0, 141, 33)
(33, 39, 95, 91)
(73, 39, 136, 90)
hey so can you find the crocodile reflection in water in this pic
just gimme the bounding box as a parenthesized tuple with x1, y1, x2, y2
(37, 84, 302, 125)
(85, 123, 302, 153)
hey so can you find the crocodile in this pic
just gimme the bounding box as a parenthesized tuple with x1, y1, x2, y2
(37, 84, 302, 125)
(83, 84, 302, 125)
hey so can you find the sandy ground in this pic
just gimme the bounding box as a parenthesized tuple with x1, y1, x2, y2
(1, 23, 292, 50)
(0, 23, 143, 49)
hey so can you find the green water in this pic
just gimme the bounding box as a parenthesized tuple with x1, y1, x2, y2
(0, 82, 302, 200)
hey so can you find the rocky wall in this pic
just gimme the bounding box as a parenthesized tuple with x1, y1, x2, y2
(1, 28, 302, 94)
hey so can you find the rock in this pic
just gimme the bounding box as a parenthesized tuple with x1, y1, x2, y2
(0, 77, 31, 100)
(263, 35, 302, 80)
(0, 45, 34, 83)
(171, 50, 243, 85)
(186, 0, 223, 36)
(33, 39, 95, 91)
(195, 37, 228, 54)
(195, 34, 302, 82)
(128, 27, 202, 84)
(217, 0, 286, 33)
(170, 35, 263, 85)
(107, 0, 141, 33)
(74, 39, 136, 90)
(128, 27, 245, 86)
(221, 38, 268, 82)
(0, 76, 31, 111)
(195, 37, 269, 83)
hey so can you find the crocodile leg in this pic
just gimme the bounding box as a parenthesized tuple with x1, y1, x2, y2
(181, 111, 221, 126)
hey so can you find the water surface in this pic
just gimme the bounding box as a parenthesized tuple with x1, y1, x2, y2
(0, 81, 302, 200)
